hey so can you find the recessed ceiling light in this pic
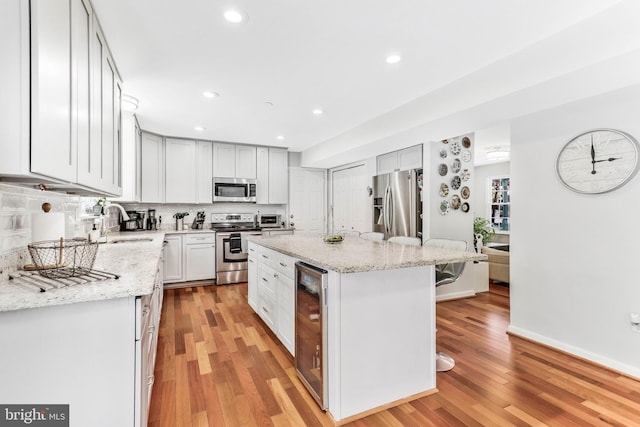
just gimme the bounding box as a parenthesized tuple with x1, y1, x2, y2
(224, 9, 246, 23)
(194, 126, 205, 131)
(276, 135, 284, 140)
(385, 54, 402, 64)
(264, 101, 274, 107)
(202, 91, 218, 99)
(312, 109, 324, 115)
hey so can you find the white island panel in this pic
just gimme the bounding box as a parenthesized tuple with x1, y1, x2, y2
(329, 266, 436, 421)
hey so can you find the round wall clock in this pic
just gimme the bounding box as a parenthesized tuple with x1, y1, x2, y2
(556, 129, 640, 194)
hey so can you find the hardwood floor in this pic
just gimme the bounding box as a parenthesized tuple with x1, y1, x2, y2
(149, 283, 640, 426)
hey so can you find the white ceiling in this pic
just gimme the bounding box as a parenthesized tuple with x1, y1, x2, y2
(92, 0, 640, 168)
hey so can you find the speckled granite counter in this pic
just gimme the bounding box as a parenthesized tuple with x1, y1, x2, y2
(247, 232, 485, 273)
(0, 231, 165, 312)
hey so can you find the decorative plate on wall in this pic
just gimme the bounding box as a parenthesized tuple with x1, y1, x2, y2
(439, 200, 449, 215)
(461, 202, 470, 212)
(450, 195, 461, 210)
(460, 169, 471, 181)
(462, 136, 472, 148)
(462, 150, 472, 162)
(450, 140, 461, 155)
(439, 183, 449, 197)
(461, 186, 470, 199)
(451, 175, 461, 190)
(438, 163, 448, 176)
(451, 158, 461, 173)
(439, 149, 448, 159)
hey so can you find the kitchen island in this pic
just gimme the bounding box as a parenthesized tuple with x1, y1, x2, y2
(247, 233, 485, 424)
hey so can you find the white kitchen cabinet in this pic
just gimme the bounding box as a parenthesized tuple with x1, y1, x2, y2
(30, 0, 74, 183)
(141, 132, 164, 203)
(376, 144, 422, 174)
(236, 144, 257, 178)
(184, 233, 215, 281)
(256, 147, 289, 204)
(165, 138, 197, 203)
(247, 242, 258, 310)
(163, 234, 183, 283)
(213, 142, 256, 179)
(0, 286, 162, 427)
(0, 0, 122, 196)
(114, 113, 141, 202)
(197, 140, 213, 203)
(253, 245, 295, 355)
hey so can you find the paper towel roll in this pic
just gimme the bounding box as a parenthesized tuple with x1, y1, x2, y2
(31, 212, 65, 243)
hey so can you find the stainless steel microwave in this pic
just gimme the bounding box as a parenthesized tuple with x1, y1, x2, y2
(212, 177, 257, 203)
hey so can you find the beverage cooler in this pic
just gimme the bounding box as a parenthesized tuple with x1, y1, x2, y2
(295, 262, 328, 410)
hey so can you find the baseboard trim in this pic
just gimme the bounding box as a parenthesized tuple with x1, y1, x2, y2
(436, 290, 475, 302)
(507, 325, 640, 380)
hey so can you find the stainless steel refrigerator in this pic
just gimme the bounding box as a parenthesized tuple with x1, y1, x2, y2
(373, 169, 423, 240)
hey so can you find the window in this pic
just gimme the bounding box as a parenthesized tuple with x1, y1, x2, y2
(489, 177, 510, 232)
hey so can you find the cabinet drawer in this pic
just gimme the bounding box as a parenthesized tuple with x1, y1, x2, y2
(185, 233, 215, 245)
(257, 263, 277, 297)
(273, 253, 295, 279)
(257, 290, 276, 330)
(258, 246, 277, 269)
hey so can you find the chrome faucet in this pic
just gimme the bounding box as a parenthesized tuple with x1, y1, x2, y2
(100, 202, 130, 238)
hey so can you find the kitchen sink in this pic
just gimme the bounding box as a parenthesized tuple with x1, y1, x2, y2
(108, 238, 154, 244)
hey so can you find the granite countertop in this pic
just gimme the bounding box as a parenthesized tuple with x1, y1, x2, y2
(0, 231, 165, 313)
(247, 233, 486, 273)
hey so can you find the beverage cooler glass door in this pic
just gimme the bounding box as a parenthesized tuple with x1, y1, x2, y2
(295, 262, 328, 410)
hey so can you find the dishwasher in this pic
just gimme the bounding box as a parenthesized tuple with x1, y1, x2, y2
(295, 261, 328, 410)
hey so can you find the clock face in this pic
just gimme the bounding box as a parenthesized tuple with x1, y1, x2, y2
(556, 129, 640, 194)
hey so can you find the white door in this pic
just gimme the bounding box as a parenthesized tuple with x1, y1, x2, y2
(289, 168, 326, 233)
(331, 165, 370, 233)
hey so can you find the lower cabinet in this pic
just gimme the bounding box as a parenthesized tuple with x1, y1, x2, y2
(247, 242, 258, 310)
(163, 233, 216, 284)
(184, 233, 216, 281)
(0, 279, 163, 427)
(162, 234, 183, 283)
(250, 244, 296, 355)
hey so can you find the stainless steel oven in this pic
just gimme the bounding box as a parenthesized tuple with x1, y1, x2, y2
(215, 230, 261, 284)
(211, 213, 261, 285)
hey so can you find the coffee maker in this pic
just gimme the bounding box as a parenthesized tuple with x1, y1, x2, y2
(121, 210, 145, 231)
(146, 209, 158, 230)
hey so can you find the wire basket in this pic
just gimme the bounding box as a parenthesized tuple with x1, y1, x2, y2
(27, 238, 99, 279)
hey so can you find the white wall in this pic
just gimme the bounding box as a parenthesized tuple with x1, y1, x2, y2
(509, 84, 640, 378)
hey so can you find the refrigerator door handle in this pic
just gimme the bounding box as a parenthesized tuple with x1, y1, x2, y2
(385, 185, 393, 236)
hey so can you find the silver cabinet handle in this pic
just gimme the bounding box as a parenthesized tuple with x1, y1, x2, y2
(279, 262, 287, 267)
(261, 254, 269, 259)
(262, 306, 269, 314)
(273, 273, 279, 279)
(147, 375, 155, 386)
(261, 277, 269, 282)
(248, 259, 254, 263)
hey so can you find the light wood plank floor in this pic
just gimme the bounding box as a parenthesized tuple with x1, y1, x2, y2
(148, 283, 640, 426)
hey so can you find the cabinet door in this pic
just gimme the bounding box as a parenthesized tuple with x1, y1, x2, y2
(185, 243, 215, 281)
(397, 145, 422, 171)
(376, 152, 398, 175)
(196, 141, 213, 203)
(268, 148, 289, 204)
(165, 138, 196, 203)
(163, 235, 183, 283)
(101, 53, 116, 191)
(236, 145, 257, 178)
(276, 274, 295, 355)
(30, 0, 74, 182)
(73, 0, 94, 188)
(141, 133, 164, 203)
(247, 243, 258, 310)
(255, 147, 269, 204)
(213, 142, 236, 178)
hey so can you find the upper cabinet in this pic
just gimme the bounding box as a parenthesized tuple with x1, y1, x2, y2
(196, 141, 213, 204)
(141, 132, 164, 203)
(376, 144, 423, 175)
(213, 143, 256, 179)
(0, 0, 122, 196)
(165, 139, 197, 203)
(256, 147, 288, 204)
